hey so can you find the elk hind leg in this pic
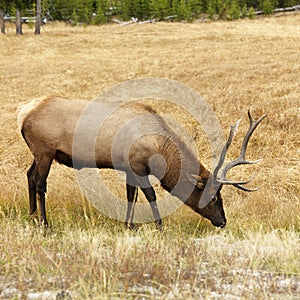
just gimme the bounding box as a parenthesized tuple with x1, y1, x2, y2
(35, 155, 54, 226)
(27, 161, 37, 216)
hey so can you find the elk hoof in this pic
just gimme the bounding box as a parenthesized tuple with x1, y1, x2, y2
(125, 222, 136, 231)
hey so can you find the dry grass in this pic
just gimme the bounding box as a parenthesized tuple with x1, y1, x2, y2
(0, 15, 299, 299)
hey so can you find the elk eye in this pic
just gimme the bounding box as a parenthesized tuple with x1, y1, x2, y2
(210, 196, 217, 204)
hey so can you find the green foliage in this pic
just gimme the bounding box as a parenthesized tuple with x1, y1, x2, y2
(248, 6, 255, 18)
(217, 0, 226, 19)
(207, 0, 216, 19)
(27, 17, 34, 28)
(92, 0, 108, 24)
(177, 0, 193, 21)
(241, 3, 247, 18)
(71, 7, 79, 25)
(263, 0, 273, 15)
(150, 0, 169, 19)
(119, 0, 130, 20)
(189, 0, 202, 17)
(227, 0, 240, 20)
(92, 9, 105, 24)
(1, 0, 295, 24)
(0, 0, 13, 11)
(10, 5, 16, 17)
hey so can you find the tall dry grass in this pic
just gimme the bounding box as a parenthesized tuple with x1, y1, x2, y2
(0, 15, 299, 298)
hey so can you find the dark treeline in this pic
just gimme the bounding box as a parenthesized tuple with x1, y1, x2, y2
(0, 0, 299, 25)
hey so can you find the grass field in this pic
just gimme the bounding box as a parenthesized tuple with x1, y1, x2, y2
(0, 15, 299, 299)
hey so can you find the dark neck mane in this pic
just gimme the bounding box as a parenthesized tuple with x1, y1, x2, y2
(158, 135, 210, 200)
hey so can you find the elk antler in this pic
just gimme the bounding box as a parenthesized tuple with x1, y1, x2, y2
(213, 110, 267, 192)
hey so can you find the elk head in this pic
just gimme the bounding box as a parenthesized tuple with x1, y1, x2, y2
(189, 110, 267, 228)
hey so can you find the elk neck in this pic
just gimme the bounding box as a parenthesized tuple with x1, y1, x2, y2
(158, 135, 210, 202)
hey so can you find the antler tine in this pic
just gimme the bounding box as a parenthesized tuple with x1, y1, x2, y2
(232, 184, 260, 192)
(218, 173, 259, 191)
(218, 172, 256, 186)
(216, 110, 267, 190)
(239, 110, 267, 159)
(213, 118, 242, 180)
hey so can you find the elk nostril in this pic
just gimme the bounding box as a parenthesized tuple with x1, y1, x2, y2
(220, 221, 226, 228)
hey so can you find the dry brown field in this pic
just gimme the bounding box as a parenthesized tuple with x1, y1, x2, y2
(0, 14, 299, 299)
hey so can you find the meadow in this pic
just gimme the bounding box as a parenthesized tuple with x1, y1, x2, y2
(0, 14, 299, 299)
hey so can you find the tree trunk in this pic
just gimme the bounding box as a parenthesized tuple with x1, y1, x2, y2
(16, 8, 22, 35)
(35, 0, 41, 34)
(0, 9, 5, 34)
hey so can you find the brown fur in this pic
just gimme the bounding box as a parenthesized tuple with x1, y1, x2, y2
(18, 96, 226, 229)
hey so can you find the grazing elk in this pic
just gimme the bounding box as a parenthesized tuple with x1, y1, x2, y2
(18, 96, 266, 230)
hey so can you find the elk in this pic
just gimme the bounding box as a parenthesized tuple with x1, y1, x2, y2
(18, 96, 266, 230)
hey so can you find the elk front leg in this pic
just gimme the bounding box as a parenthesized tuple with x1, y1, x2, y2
(141, 185, 163, 231)
(125, 183, 138, 230)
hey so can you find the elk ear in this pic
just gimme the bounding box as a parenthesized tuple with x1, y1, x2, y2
(187, 174, 205, 189)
